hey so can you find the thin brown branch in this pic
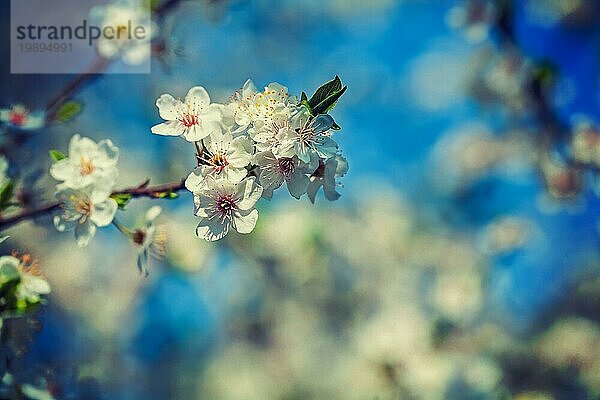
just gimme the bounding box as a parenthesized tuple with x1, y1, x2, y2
(45, 57, 112, 119)
(0, 180, 187, 231)
(113, 179, 186, 198)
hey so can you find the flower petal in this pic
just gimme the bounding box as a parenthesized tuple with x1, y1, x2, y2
(156, 94, 179, 120)
(53, 215, 77, 232)
(75, 220, 97, 247)
(185, 86, 210, 108)
(182, 121, 220, 142)
(236, 178, 263, 210)
(69, 134, 98, 159)
(90, 198, 118, 227)
(98, 139, 119, 163)
(151, 121, 185, 137)
(196, 217, 229, 241)
(24, 276, 51, 295)
(286, 173, 309, 199)
(315, 136, 338, 159)
(232, 209, 258, 234)
(307, 178, 320, 204)
(227, 137, 253, 168)
(145, 206, 162, 223)
(310, 114, 335, 133)
(49, 159, 77, 182)
(185, 168, 206, 193)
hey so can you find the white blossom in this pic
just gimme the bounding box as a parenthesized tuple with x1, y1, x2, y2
(571, 120, 600, 167)
(307, 154, 348, 203)
(151, 86, 223, 142)
(188, 176, 263, 241)
(91, 0, 154, 65)
(254, 150, 315, 199)
(185, 130, 253, 185)
(132, 206, 167, 276)
(53, 185, 118, 247)
(275, 110, 339, 164)
(50, 134, 119, 190)
(248, 111, 288, 152)
(0, 104, 45, 130)
(230, 81, 296, 134)
(0, 254, 50, 304)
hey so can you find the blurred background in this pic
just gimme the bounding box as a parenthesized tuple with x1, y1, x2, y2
(2, 0, 600, 399)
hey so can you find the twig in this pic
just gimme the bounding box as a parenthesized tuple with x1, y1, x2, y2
(0, 179, 186, 231)
(113, 179, 186, 198)
(44, 57, 111, 120)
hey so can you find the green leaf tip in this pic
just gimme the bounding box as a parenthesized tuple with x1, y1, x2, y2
(49, 150, 67, 162)
(306, 76, 347, 116)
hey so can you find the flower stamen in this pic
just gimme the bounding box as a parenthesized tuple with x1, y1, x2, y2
(79, 157, 96, 176)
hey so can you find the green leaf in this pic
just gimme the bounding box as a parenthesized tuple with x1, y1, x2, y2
(55, 101, 82, 123)
(110, 193, 133, 209)
(0, 236, 9, 244)
(312, 85, 347, 115)
(49, 150, 67, 162)
(307, 76, 343, 110)
(0, 181, 14, 211)
(300, 92, 308, 103)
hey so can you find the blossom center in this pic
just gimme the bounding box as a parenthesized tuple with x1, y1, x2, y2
(277, 157, 295, 178)
(11, 250, 42, 276)
(296, 126, 314, 146)
(215, 194, 236, 220)
(132, 229, 146, 245)
(180, 112, 199, 128)
(209, 151, 229, 172)
(9, 110, 28, 126)
(71, 195, 93, 218)
(79, 157, 96, 176)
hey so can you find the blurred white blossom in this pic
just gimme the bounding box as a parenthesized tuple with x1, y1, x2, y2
(0, 104, 45, 130)
(53, 185, 118, 247)
(132, 206, 167, 276)
(0, 253, 50, 304)
(91, 0, 154, 65)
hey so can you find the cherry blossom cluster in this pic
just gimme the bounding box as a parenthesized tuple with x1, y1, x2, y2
(47, 135, 167, 274)
(151, 77, 349, 241)
(50, 134, 120, 247)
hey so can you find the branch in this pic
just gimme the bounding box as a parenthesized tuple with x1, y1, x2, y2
(493, 1, 568, 154)
(0, 180, 186, 231)
(113, 179, 186, 198)
(44, 57, 111, 119)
